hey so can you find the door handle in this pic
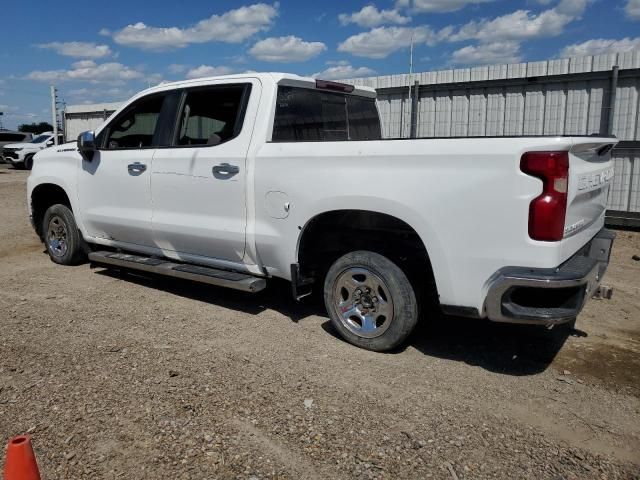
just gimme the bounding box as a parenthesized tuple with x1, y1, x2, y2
(127, 162, 147, 174)
(212, 163, 239, 176)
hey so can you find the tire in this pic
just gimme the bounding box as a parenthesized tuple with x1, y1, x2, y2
(323, 250, 419, 352)
(24, 154, 34, 170)
(42, 204, 86, 265)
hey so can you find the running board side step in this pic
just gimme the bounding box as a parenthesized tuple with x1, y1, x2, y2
(88, 251, 266, 293)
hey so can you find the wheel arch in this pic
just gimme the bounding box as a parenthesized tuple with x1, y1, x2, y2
(295, 208, 442, 304)
(30, 183, 73, 239)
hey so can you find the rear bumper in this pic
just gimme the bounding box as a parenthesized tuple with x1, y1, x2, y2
(485, 228, 615, 325)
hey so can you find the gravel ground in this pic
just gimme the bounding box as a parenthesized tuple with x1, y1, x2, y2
(1, 165, 639, 479)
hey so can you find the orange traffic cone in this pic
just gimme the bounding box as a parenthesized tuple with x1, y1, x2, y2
(3, 435, 41, 480)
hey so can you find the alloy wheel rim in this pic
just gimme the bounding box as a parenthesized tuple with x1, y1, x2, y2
(332, 267, 394, 339)
(47, 215, 68, 258)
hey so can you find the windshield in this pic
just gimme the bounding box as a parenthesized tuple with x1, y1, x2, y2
(31, 135, 50, 144)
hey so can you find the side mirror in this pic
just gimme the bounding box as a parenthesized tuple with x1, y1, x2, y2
(46, 140, 54, 146)
(77, 130, 97, 161)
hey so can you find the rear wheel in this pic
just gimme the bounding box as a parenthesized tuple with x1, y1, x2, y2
(324, 250, 419, 351)
(42, 204, 86, 265)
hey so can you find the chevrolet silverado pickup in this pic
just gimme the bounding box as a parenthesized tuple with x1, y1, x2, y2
(4, 132, 64, 170)
(27, 73, 617, 351)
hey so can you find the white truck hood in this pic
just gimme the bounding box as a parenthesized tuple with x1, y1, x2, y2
(3, 142, 42, 151)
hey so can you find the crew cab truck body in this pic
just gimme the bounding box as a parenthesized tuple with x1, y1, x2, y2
(27, 73, 617, 351)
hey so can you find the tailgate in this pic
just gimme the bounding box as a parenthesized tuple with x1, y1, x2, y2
(564, 138, 617, 238)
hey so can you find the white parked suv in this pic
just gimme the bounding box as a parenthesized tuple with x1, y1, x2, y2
(1, 131, 33, 162)
(3, 132, 64, 170)
(27, 73, 617, 351)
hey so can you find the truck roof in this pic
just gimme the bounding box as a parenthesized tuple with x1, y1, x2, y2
(140, 72, 377, 99)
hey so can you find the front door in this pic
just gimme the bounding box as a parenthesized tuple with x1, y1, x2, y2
(78, 93, 169, 248)
(151, 82, 258, 263)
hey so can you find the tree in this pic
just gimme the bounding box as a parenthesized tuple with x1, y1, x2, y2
(18, 122, 53, 134)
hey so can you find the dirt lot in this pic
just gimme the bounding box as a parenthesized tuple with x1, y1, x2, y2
(0, 165, 639, 479)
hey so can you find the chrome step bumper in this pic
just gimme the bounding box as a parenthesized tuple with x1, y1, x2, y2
(485, 228, 615, 325)
(88, 251, 266, 293)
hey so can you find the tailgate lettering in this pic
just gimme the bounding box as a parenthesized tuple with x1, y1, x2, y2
(577, 168, 614, 191)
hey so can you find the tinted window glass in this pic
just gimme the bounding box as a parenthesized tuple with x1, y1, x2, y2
(105, 95, 165, 149)
(31, 135, 50, 143)
(272, 86, 381, 142)
(176, 85, 248, 146)
(0, 133, 27, 142)
(347, 96, 382, 141)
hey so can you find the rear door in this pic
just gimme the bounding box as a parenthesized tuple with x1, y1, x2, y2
(150, 80, 258, 263)
(77, 92, 178, 247)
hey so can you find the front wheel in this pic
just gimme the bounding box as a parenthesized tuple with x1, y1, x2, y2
(42, 204, 86, 265)
(323, 250, 419, 352)
(24, 154, 34, 170)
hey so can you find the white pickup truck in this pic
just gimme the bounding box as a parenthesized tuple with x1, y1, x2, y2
(27, 73, 617, 351)
(4, 132, 64, 170)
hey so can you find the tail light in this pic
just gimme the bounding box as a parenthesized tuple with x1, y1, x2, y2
(520, 151, 569, 242)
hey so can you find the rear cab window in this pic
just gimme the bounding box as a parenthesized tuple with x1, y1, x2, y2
(272, 86, 382, 142)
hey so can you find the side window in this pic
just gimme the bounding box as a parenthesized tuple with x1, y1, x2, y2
(273, 87, 347, 141)
(104, 94, 165, 149)
(176, 84, 249, 147)
(347, 96, 382, 140)
(272, 86, 381, 142)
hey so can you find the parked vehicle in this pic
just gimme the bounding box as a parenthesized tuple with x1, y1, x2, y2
(27, 73, 617, 351)
(3, 132, 64, 170)
(0, 131, 33, 163)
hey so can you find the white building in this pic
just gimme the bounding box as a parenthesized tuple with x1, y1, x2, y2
(63, 102, 122, 142)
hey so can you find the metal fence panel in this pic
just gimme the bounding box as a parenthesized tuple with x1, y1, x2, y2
(613, 78, 640, 141)
(608, 150, 640, 212)
(504, 86, 524, 136)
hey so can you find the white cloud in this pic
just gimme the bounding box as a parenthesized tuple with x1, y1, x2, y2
(450, 41, 522, 64)
(168, 64, 187, 74)
(249, 36, 326, 62)
(110, 3, 278, 51)
(559, 37, 640, 57)
(338, 26, 445, 59)
(339, 6, 410, 27)
(67, 86, 134, 101)
(36, 41, 113, 59)
(626, 0, 640, 20)
(26, 60, 144, 84)
(396, 0, 497, 13)
(185, 65, 234, 79)
(313, 63, 376, 80)
(447, 0, 588, 43)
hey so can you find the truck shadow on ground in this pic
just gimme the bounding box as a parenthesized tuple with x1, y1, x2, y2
(408, 313, 578, 376)
(96, 268, 578, 376)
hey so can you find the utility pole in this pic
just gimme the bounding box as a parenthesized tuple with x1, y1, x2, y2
(50, 85, 59, 145)
(407, 35, 414, 139)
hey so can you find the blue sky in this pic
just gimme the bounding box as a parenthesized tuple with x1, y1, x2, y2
(1, 0, 639, 129)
